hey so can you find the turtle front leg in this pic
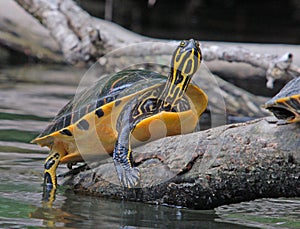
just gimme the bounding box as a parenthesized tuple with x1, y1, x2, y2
(113, 141, 140, 188)
(43, 151, 61, 200)
(113, 97, 141, 188)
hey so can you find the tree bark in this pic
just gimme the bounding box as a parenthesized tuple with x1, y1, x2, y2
(66, 118, 299, 209)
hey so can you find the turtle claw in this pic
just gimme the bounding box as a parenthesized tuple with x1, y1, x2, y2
(114, 160, 140, 188)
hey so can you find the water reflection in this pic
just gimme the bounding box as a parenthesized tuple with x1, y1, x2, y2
(29, 191, 249, 229)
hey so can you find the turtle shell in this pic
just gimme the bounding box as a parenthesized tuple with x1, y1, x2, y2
(32, 69, 208, 163)
(263, 77, 300, 123)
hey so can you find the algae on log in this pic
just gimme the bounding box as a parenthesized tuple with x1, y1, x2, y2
(67, 118, 299, 209)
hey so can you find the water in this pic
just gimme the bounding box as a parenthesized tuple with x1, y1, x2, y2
(0, 65, 299, 228)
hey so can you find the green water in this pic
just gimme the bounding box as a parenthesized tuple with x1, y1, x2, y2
(0, 65, 299, 228)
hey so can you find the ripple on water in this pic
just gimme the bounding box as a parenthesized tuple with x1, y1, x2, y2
(215, 198, 300, 228)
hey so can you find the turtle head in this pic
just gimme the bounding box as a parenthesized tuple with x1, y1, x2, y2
(171, 39, 202, 78)
(158, 39, 203, 107)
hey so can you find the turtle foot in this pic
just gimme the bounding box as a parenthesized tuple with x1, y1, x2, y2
(114, 160, 140, 188)
(42, 173, 57, 203)
(42, 185, 56, 203)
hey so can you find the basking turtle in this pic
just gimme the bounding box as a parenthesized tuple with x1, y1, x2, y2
(32, 39, 207, 195)
(263, 77, 300, 124)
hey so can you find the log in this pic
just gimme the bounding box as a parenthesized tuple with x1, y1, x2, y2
(4, 0, 299, 88)
(65, 118, 300, 209)
(0, 0, 63, 63)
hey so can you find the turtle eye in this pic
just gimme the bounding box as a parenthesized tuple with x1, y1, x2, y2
(180, 41, 186, 47)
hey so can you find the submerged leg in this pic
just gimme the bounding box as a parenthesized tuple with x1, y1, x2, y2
(43, 151, 61, 201)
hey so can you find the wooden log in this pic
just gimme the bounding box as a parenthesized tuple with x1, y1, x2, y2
(66, 118, 299, 209)
(0, 0, 63, 63)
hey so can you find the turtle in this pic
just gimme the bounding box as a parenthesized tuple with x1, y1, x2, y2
(262, 76, 300, 124)
(32, 39, 207, 196)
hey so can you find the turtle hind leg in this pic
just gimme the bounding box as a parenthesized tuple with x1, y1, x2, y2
(113, 144, 140, 188)
(58, 163, 89, 178)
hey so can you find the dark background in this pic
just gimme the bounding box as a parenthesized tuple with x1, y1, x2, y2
(78, 0, 300, 44)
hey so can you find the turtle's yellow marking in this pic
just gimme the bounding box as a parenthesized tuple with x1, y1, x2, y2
(44, 151, 62, 189)
(158, 41, 202, 109)
(110, 77, 123, 91)
(282, 95, 300, 123)
(60, 152, 82, 163)
(291, 94, 300, 100)
(268, 94, 300, 123)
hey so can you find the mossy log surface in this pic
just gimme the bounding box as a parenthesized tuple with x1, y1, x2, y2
(66, 118, 299, 209)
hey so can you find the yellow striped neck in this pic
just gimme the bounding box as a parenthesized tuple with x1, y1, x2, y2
(158, 40, 201, 110)
(158, 70, 192, 110)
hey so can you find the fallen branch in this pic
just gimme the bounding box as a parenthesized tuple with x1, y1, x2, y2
(202, 44, 298, 88)
(14, 0, 145, 64)
(8, 0, 299, 86)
